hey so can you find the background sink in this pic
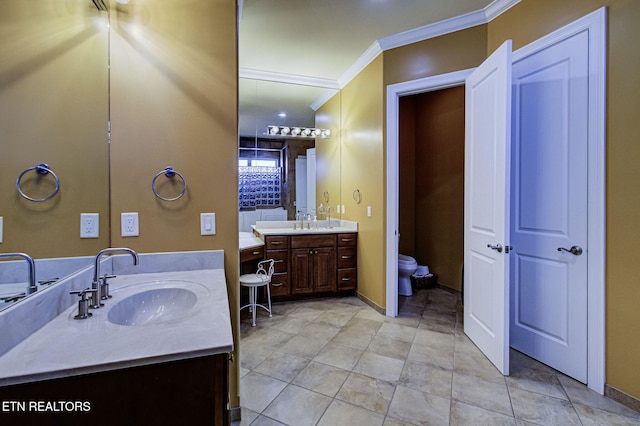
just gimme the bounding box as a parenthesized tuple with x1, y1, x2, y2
(108, 287, 197, 326)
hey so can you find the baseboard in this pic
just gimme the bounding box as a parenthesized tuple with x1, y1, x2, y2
(229, 406, 241, 422)
(356, 291, 385, 315)
(605, 384, 640, 413)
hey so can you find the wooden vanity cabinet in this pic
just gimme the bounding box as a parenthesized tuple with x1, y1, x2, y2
(264, 232, 356, 300)
(0, 354, 229, 425)
(290, 234, 337, 295)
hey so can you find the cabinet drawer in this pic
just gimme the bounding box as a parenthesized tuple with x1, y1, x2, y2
(269, 273, 289, 297)
(337, 247, 357, 269)
(291, 234, 336, 248)
(240, 246, 264, 263)
(337, 233, 357, 247)
(337, 268, 357, 291)
(266, 235, 289, 249)
(266, 249, 288, 273)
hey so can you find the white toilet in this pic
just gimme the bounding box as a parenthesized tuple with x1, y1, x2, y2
(398, 254, 418, 296)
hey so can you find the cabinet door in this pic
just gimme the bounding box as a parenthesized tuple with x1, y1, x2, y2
(338, 268, 357, 291)
(291, 248, 313, 294)
(337, 246, 357, 269)
(270, 273, 290, 297)
(313, 246, 337, 292)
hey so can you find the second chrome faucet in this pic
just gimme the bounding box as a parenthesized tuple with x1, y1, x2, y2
(89, 248, 139, 309)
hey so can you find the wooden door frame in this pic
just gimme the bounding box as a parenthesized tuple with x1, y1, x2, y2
(385, 7, 606, 393)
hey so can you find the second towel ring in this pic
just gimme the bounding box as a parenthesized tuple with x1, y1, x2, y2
(353, 188, 361, 204)
(16, 163, 60, 202)
(152, 167, 187, 201)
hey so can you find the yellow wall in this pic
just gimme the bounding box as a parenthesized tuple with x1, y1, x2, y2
(316, 93, 342, 212)
(488, 0, 640, 403)
(384, 25, 488, 86)
(0, 2, 110, 258)
(340, 56, 386, 309)
(108, 0, 240, 408)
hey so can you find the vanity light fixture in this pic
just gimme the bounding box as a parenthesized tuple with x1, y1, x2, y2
(265, 125, 331, 139)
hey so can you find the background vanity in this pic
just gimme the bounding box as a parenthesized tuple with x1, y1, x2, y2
(241, 220, 358, 303)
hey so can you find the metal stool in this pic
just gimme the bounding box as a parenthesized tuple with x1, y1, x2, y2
(240, 259, 274, 326)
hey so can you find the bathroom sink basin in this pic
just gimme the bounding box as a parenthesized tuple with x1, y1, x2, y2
(108, 287, 197, 326)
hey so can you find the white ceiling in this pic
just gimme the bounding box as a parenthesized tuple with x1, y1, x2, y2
(238, 0, 517, 137)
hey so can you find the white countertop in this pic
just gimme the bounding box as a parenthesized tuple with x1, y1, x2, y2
(0, 269, 233, 387)
(239, 231, 264, 250)
(252, 219, 358, 237)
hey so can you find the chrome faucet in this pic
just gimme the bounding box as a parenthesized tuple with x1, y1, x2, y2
(89, 248, 139, 309)
(0, 253, 36, 295)
(298, 211, 304, 229)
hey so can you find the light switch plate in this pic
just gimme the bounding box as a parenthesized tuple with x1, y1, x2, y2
(80, 213, 99, 238)
(121, 212, 139, 237)
(201, 213, 216, 235)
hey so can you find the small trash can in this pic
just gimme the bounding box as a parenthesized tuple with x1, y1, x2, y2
(411, 272, 438, 290)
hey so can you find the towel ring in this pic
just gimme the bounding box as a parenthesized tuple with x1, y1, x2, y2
(152, 167, 187, 201)
(353, 188, 361, 204)
(16, 163, 60, 202)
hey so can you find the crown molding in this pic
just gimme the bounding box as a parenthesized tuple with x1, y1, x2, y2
(339, 0, 520, 92)
(336, 41, 383, 88)
(310, 89, 340, 111)
(377, 9, 487, 51)
(238, 68, 340, 89)
(485, 0, 521, 20)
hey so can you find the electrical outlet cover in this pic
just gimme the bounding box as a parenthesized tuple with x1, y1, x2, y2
(121, 212, 139, 237)
(80, 213, 99, 238)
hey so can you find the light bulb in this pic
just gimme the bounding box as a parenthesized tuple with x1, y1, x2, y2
(302, 128, 311, 136)
(292, 127, 301, 136)
(313, 128, 321, 136)
(281, 127, 290, 135)
(269, 126, 279, 135)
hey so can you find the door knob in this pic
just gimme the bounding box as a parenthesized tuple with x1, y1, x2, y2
(557, 245, 583, 256)
(487, 243, 503, 253)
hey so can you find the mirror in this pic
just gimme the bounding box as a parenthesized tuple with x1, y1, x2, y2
(238, 78, 341, 230)
(0, 1, 110, 310)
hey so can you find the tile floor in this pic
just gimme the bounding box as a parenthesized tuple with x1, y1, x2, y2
(234, 288, 640, 425)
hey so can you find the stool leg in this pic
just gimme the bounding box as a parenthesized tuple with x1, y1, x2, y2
(266, 282, 272, 318)
(251, 286, 257, 327)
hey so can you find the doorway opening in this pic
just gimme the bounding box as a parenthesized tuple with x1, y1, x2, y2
(397, 86, 465, 299)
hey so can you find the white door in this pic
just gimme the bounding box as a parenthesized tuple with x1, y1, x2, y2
(464, 40, 512, 375)
(306, 148, 316, 217)
(295, 156, 307, 214)
(510, 31, 589, 382)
